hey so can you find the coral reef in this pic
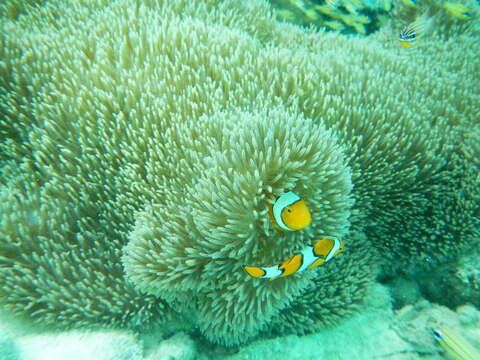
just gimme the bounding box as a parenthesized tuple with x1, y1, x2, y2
(222, 286, 480, 360)
(415, 250, 480, 309)
(394, 301, 480, 358)
(384, 276, 422, 310)
(1, 0, 479, 347)
(122, 107, 356, 345)
(361, 0, 480, 272)
(1, 286, 480, 359)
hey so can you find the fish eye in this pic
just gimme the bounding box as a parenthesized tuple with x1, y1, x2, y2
(287, 209, 292, 213)
(432, 329, 443, 341)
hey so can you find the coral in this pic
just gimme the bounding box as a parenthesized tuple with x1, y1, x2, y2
(220, 285, 447, 360)
(123, 107, 355, 345)
(415, 249, 480, 309)
(384, 276, 422, 310)
(358, 0, 480, 271)
(0, 0, 180, 330)
(0, 163, 175, 330)
(0, 0, 45, 20)
(1, 0, 479, 347)
(394, 301, 480, 357)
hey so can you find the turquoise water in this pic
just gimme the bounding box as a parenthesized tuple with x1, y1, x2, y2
(0, 0, 479, 359)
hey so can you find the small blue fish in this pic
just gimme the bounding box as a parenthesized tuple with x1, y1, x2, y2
(399, 20, 428, 47)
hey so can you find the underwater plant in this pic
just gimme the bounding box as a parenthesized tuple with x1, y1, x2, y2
(1, 0, 479, 347)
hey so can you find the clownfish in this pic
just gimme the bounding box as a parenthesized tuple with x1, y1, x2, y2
(399, 20, 429, 47)
(267, 191, 311, 231)
(432, 326, 480, 360)
(243, 237, 344, 280)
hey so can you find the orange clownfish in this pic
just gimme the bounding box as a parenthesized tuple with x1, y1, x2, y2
(243, 237, 344, 280)
(267, 191, 311, 231)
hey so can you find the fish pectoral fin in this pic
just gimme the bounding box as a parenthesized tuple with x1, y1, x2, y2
(279, 257, 294, 269)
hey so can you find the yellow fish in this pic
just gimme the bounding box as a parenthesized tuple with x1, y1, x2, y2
(243, 237, 344, 280)
(432, 326, 480, 360)
(443, 3, 472, 20)
(401, 0, 417, 8)
(399, 20, 428, 47)
(267, 191, 311, 231)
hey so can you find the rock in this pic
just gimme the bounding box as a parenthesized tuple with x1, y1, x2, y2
(145, 332, 196, 360)
(384, 276, 422, 309)
(0, 327, 20, 360)
(222, 284, 434, 360)
(394, 300, 480, 358)
(16, 330, 143, 360)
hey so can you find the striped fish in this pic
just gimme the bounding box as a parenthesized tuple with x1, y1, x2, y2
(243, 237, 344, 280)
(399, 20, 429, 47)
(432, 326, 480, 360)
